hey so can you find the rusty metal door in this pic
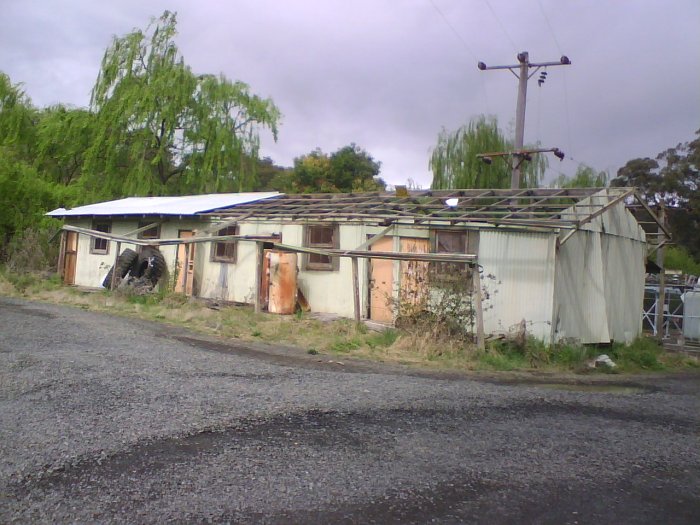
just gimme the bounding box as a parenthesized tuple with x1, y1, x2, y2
(175, 230, 195, 295)
(399, 238, 430, 314)
(63, 232, 78, 285)
(369, 236, 394, 322)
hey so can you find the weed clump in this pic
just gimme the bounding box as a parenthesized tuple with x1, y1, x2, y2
(477, 335, 685, 373)
(607, 338, 665, 371)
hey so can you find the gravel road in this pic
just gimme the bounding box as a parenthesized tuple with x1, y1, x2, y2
(1, 296, 698, 524)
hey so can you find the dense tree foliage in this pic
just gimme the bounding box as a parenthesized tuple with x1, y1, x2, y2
(0, 72, 35, 152)
(35, 106, 96, 185)
(291, 144, 385, 193)
(255, 157, 295, 192)
(665, 246, 700, 275)
(552, 164, 608, 188)
(611, 130, 700, 260)
(0, 11, 282, 264)
(0, 74, 77, 255)
(84, 11, 280, 197)
(430, 116, 546, 189)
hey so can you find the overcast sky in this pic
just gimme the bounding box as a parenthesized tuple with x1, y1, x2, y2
(2, 0, 699, 187)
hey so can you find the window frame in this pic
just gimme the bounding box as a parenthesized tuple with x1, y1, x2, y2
(303, 224, 340, 271)
(430, 229, 478, 280)
(210, 224, 239, 264)
(90, 220, 112, 255)
(137, 221, 161, 240)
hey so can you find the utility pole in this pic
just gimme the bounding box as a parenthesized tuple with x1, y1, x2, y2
(478, 52, 571, 189)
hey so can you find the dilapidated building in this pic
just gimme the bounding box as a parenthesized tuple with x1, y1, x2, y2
(49, 187, 663, 345)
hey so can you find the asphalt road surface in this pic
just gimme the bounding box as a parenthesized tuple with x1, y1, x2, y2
(1, 297, 698, 524)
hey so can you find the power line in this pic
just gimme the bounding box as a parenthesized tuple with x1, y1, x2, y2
(537, 0, 562, 54)
(427, 0, 478, 62)
(427, 0, 491, 113)
(482, 0, 518, 51)
(537, 0, 574, 157)
(562, 69, 575, 158)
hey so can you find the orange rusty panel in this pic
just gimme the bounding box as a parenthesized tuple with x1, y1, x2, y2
(399, 238, 430, 313)
(261, 249, 272, 310)
(370, 236, 394, 322)
(268, 251, 298, 315)
(175, 230, 195, 295)
(63, 232, 78, 285)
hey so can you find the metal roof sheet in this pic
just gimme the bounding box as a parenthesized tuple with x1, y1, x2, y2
(46, 192, 281, 217)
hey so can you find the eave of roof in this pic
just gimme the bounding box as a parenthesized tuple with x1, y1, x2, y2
(46, 192, 281, 218)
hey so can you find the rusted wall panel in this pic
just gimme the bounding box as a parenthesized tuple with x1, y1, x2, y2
(268, 251, 297, 314)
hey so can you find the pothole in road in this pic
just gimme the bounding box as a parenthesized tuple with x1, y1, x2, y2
(531, 383, 648, 394)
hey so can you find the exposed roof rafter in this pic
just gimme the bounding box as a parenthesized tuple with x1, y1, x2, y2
(205, 188, 636, 231)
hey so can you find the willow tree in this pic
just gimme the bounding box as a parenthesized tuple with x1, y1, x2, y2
(430, 116, 546, 189)
(0, 72, 36, 156)
(552, 164, 608, 189)
(0, 74, 80, 255)
(35, 105, 96, 186)
(84, 11, 280, 198)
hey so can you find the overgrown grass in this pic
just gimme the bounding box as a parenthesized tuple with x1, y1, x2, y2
(1, 269, 698, 374)
(476, 336, 698, 373)
(0, 268, 62, 294)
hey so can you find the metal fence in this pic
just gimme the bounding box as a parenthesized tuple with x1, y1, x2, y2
(643, 285, 699, 340)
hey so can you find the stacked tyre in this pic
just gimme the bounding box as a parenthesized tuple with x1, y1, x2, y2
(102, 247, 166, 290)
(102, 249, 138, 289)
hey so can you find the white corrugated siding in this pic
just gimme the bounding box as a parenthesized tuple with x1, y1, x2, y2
(478, 230, 557, 343)
(560, 190, 645, 241)
(552, 231, 610, 343)
(553, 230, 645, 344)
(553, 193, 646, 344)
(601, 235, 645, 342)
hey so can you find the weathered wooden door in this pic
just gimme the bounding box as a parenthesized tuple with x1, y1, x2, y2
(175, 230, 195, 295)
(369, 236, 394, 322)
(399, 238, 430, 314)
(63, 232, 78, 285)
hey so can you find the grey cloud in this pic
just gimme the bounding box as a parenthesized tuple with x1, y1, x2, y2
(1, 0, 698, 187)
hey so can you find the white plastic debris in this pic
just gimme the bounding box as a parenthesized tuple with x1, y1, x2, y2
(590, 354, 617, 368)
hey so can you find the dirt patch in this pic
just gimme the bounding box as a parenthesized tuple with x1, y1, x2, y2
(0, 301, 56, 319)
(530, 383, 648, 394)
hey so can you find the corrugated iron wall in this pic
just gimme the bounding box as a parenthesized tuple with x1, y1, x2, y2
(478, 230, 557, 343)
(553, 231, 645, 344)
(553, 200, 646, 344)
(553, 231, 611, 344)
(601, 235, 645, 343)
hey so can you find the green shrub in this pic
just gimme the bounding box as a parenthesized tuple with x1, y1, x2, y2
(522, 337, 550, 366)
(366, 329, 398, 349)
(328, 338, 362, 353)
(478, 350, 528, 371)
(5, 272, 38, 293)
(609, 337, 665, 371)
(665, 246, 700, 275)
(551, 343, 594, 368)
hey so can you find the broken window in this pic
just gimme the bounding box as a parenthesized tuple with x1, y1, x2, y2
(90, 221, 111, 255)
(431, 230, 477, 281)
(304, 224, 339, 271)
(137, 221, 161, 240)
(211, 224, 238, 263)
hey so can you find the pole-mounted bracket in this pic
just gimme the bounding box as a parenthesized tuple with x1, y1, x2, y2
(476, 147, 566, 167)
